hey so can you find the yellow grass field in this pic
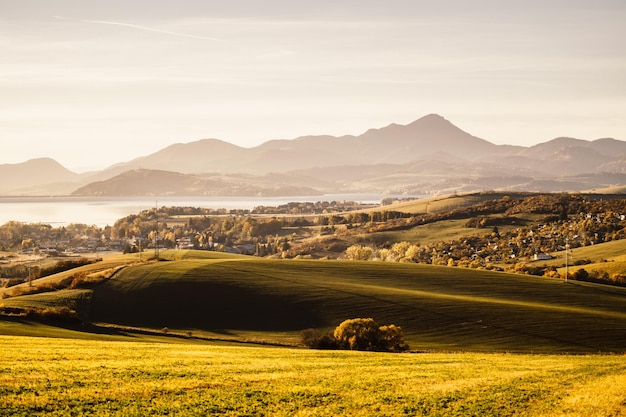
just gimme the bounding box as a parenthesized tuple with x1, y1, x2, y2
(1, 335, 625, 416)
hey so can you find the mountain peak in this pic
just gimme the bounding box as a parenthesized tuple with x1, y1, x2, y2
(407, 113, 454, 129)
(421, 113, 447, 121)
(1, 157, 75, 174)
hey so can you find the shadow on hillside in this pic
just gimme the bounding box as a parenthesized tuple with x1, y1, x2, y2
(89, 280, 324, 332)
(0, 314, 138, 338)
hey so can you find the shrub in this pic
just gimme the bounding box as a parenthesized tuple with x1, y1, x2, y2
(334, 318, 381, 351)
(7, 276, 73, 298)
(0, 305, 78, 322)
(345, 245, 373, 261)
(69, 270, 111, 289)
(38, 306, 78, 321)
(572, 268, 589, 281)
(611, 274, 626, 286)
(378, 324, 410, 352)
(302, 318, 409, 352)
(301, 328, 339, 349)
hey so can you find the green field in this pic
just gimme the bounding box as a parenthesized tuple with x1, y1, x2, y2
(1, 335, 625, 416)
(3, 250, 626, 353)
(2, 248, 626, 416)
(383, 192, 525, 215)
(527, 239, 626, 280)
(530, 239, 626, 268)
(369, 215, 536, 246)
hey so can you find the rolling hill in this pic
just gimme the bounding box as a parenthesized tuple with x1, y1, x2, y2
(3, 251, 626, 353)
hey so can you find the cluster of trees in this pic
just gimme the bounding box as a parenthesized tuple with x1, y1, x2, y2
(113, 207, 309, 251)
(301, 318, 409, 352)
(251, 200, 375, 215)
(0, 305, 79, 322)
(112, 208, 406, 255)
(0, 221, 105, 252)
(0, 258, 96, 286)
(3, 267, 109, 296)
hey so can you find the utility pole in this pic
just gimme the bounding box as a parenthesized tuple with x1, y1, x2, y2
(154, 201, 159, 260)
(564, 238, 569, 283)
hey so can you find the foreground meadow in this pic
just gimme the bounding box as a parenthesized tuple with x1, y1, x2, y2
(1, 336, 625, 416)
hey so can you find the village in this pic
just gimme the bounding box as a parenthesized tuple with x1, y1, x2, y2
(2, 193, 626, 288)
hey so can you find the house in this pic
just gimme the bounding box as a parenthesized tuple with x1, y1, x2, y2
(534, 253, 552, 261)
(176, 237, 194, 250)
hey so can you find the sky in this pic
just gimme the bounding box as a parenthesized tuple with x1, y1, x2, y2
(1, 0, 625, 172)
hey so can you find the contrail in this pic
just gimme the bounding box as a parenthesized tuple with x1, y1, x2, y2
(85, 20, 222, 42)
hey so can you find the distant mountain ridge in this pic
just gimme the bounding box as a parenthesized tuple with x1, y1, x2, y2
(0, 158, 80, 195)
(71, 169, 321, 197)
(2, 114, 626, 196)
(100, 114, 505, 175)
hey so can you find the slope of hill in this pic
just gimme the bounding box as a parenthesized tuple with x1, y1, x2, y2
(3, 252, 626, 352)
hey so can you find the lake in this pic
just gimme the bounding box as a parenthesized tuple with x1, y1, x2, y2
(0, 194, 415, 227)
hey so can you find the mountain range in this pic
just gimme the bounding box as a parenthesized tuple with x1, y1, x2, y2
(3, 114, 626, 197)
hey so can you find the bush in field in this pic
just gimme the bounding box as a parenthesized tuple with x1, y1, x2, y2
(300, 328, 339, 349)
(334, 318, 381, 351)
(378, 324, 410, 352)
(302, 318, 409, 352)
(0, 305, 78, 322)
(345, 244, 373, 261)
(7, 276, 74, 298)
(69, 270, 111, 289)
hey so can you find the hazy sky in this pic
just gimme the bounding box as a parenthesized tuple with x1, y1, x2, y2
(2, 0, 625, 172)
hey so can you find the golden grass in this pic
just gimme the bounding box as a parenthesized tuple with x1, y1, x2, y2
(1, 335, 625, 416)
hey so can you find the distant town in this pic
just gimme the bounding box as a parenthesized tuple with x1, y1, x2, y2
(3, 193, 626, 288)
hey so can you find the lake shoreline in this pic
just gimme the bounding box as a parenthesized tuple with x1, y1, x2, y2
(0, 194, 422, 228)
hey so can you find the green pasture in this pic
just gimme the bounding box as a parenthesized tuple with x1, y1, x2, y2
(386, 192, 524, 214)
(566, 260, 626, 277)
(531, 239, 626, 268)
(372, 219, 480, 245)
(1, 335, 625, 417)
(370, 216, 533, 246)
(3, 250, 626, 353)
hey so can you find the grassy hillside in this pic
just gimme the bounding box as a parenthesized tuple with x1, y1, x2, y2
(384, 191, 531, 214)
(3, 250, 625, 353)
(567, 260, 626, 275)
(3, 336, 626, 416)
(367, 214, 538, 247)
(531, 239, 626, 268)
(554, 240, 626, 283)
